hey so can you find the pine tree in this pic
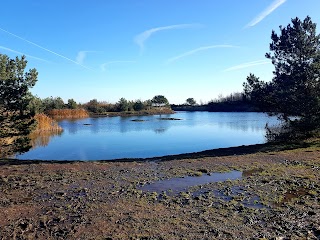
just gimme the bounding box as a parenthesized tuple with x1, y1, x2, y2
(0, 54, 38, 157)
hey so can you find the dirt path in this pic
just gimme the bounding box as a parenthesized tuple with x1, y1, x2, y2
(0, 143, 319, 239)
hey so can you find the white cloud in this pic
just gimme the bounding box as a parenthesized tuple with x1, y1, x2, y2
(245, 0, 287, 28)
(76, 51, 99, 65)
(100, 61, 136, 72)
(166, 45, 237, 64)
(134, 24, 202, 51)
(224, 60, 270, 72)
(0, 46, 49, 62)
(0, 27, 91, 70)
(76, 51, 87, 65)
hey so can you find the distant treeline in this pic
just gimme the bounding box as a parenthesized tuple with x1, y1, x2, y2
(172, 92, 260, 112)
(28, 95, 172, 117)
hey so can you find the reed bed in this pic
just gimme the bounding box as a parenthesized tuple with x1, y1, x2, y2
(47, 109, 89, 118)
(34, 113, 63, 132)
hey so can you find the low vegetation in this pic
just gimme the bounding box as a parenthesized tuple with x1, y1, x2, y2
(33, 114, 63, 132)
(46, 109, 89, 119)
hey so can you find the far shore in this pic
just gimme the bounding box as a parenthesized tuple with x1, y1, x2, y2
(88, 108, 175, 117)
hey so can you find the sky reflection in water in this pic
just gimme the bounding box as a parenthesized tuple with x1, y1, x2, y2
(17, 112, 279, 161)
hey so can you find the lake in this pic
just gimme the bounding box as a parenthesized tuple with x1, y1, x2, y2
(16, 112, 279, 161)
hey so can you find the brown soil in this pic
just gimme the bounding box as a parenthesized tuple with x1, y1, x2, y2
(0, 141, 319, 239)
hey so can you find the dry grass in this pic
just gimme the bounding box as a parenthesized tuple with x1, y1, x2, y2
(46, 109, 89, 118)
(34, 114, 62, 132)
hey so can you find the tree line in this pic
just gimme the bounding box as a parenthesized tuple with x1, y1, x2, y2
(172, 93, 257, 112)
(84, 95, 169, 114)
(27, 95, 170, 114)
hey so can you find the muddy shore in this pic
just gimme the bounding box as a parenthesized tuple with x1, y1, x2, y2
(0, 141, 319, 239)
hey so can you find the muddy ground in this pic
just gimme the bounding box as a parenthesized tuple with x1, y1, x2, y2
(0, 141, 319, 239)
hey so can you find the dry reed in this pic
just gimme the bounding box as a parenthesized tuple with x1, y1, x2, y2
(34, 113, 63, 132)
(46, 109, 89, 118)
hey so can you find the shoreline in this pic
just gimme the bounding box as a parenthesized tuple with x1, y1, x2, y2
(3, 140, 312, 165)
(1, 139, 319, 239)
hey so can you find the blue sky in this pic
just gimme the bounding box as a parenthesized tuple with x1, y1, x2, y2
(1, 0, 319, 104)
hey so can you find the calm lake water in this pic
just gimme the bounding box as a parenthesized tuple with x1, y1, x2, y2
(16, 112, 279, 161)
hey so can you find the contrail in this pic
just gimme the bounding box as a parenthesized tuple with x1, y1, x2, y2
(100, 61, 136, 72)
(0, 46, 49, 62)
(76, 51, 100, 65)
(224, 60, 270, 72)
(245, 0, 287, 28)
(166, 45, 237, 64)
(134, 24, 202, 52)
(0, 27, 91, 70)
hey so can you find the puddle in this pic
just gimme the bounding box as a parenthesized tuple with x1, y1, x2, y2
(215, 187, 265, 209)
(139, 170, 267, 209)
(139, 170, 242, 195)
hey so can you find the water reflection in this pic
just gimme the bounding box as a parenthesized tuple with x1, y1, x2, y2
(17, 112, 280, 160)
(64, 120, 79, 134)
(89, 117, 100, 134)
(29, 130, 63, 148)
(113, 116, 173, 134)
(212, 113, 266, 132)
(139, 170, 242, 194)
(56, 112, 278, 136)
(217, 121, 263, 132)
(154, 128, 167, 134)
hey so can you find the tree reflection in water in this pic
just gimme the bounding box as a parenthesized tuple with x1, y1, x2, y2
(154, 128, 167, 134)
(29, 129, 63, 148)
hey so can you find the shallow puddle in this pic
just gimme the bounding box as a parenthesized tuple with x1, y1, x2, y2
(139, 170, 267, 209)
(213, 186, 265, 209)
(139, 170, 242, 194)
